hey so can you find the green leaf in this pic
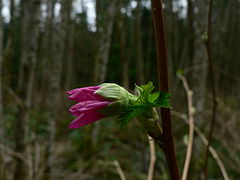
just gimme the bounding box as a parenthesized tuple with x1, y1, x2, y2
(118, 81, 172, 127)
(154, 91, 172, 108)
(119, 105, 146, 127)
(140, 81, 155, 102)
(148, 92, 160, 103)
(140, 81, 155, 94)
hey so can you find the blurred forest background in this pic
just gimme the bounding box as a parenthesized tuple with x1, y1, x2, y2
(0, 0, 240, 179)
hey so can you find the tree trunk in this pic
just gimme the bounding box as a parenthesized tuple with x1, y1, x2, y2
(118, 2, 129, 89)
(4, 0, 15, 56)
(190, 1, 208, 179)
(192, 0, 207, 125)
(93, 0, 118, 84)
(38, 0, 54, 108)
(0, 0, 5, 177)
(165, 0, 174, 78)
(63, 0, 74, 90)
(44, 1, 73, 179)
(42, 0, 56, 179)
(95, 0, 101, 32)
(91, 0, 118, 151)
(13, 0, 41, 180)
(3, 0, 15, 88)
(135, 0, 144, 83)
(145, 13, 153, 81)
(187, 0, 195, 65)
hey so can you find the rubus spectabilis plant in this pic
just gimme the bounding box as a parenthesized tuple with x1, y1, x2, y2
(66, 82, 171, 140)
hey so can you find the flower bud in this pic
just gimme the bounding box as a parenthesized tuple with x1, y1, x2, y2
(136, 108, 162, 140)
(95, 83, 136, 103)
(95, 83, 136, 117)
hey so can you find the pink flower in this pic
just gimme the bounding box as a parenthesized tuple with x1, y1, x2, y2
(66, 86, 111, 129)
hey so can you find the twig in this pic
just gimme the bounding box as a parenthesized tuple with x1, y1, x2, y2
(150, 0, 180, 179)
(113, 160, 126, 180)
(178, 74, 194, 180)
(0, 142, 33, 179)
(147, 135, 156, 180)
(4, 85, 26, 108)
(195, 128, 229, 180)
(203, 0, 217, 179)
(171, 111, 230, 180)
(0, 142, 31, 166)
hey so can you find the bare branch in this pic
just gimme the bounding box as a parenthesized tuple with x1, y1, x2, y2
(0, 142, 31, 166)
(113, 160, 126, 180)
(178, 74, 194, 180)
(171, 111, 230, 180)
(4, 85, 26, 108)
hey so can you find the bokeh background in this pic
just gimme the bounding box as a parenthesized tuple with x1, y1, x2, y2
(0, 0, 240, 179)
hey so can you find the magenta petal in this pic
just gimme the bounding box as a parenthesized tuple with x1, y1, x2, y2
(69, 100, 111, 116)
(66, 86, 100, 95)
(68, 110, 105, 128)
(66, 86, 102, 102)
(67, 85, 112, 129)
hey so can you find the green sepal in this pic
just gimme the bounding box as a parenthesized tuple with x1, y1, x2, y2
(119, 105, 147, 127)
(95, 83, 136, 103)
(98, 101, 127, 117)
